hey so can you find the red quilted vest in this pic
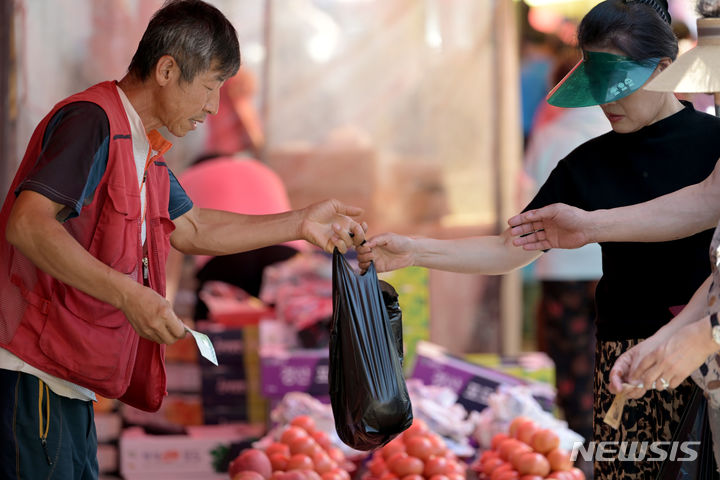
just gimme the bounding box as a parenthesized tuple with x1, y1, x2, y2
(0, 81, 175, 411)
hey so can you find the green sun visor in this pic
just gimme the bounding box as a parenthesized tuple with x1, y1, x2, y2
(547, 51, 661, 108)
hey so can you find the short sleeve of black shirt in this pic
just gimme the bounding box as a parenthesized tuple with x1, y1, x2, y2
(16, 101, 111, 222)
(523, 153, 587, 213)
(16, 101, 193, 222)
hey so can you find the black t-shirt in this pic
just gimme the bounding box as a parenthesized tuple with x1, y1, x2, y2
(525, 103, 720, 341)
(16, 101, 193, 222)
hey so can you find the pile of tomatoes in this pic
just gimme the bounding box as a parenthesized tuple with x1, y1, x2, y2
(229, 416, 354, 480)
(361, 419, 467, 480)
(471, 417, 585, 480)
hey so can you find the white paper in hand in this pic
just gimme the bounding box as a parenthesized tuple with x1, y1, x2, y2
(185, 326, 218, 366)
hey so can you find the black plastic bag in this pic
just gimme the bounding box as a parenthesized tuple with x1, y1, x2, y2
(656, 384, 719, 480)
(379, 280, 404, 366)
(329, 250, 413, 450)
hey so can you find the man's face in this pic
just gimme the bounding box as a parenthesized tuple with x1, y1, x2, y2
(157, 66, 225, 137)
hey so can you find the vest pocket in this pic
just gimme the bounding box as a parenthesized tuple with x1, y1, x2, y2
(38, 294, 134, 383)
(89, 183, 140, 275)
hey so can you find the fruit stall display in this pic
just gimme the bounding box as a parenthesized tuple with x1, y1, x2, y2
(470, 417, 585, 480)
(229, 415, 355, 480)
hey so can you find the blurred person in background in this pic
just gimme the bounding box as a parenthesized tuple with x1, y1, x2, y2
(358, 1, 720, 477)
(522, 46, 609, 475)
(166, 154, 304, 319)
(204, 67, 265, 159)
(519, 1, 563, 145)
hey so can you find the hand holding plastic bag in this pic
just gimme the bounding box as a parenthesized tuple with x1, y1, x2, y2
(329, 250, 413, 450)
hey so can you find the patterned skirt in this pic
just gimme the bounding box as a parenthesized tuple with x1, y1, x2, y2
(593, 339, 694, 479)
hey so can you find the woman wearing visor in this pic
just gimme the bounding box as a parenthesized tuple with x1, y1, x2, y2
(357, 0, 720, 477)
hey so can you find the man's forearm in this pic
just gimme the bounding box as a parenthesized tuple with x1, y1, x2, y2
(7, 193, 138, 310)
(171, 207, 301, 255)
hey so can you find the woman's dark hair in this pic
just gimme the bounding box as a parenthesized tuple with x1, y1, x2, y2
(128, 0, 241, 84)
(578, 0, 678, 61)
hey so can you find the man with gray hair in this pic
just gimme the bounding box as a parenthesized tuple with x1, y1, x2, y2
(0, 2, 366, 478)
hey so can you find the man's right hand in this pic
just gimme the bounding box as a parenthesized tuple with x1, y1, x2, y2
(120, 283, 186, 344)
(507, 203, 596, 250)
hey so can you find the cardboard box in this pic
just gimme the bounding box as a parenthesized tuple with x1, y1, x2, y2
(119, 424, 264, 477)
(122, 394, 204, 429)
(97, 443, 118, 474)
(260, 348, 329, 398)
(201, 365, 247, 408)
(196, 322, 253, 366)
(410, 341, 555, 413)
(166, 362, 202, 393)
(94, 412, 122, 443)
(194, 321, 267, 423)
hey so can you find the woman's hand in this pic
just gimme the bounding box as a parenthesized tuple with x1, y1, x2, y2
(357, 233, 416, 273)
(609, 318, 718, 398)
(626, 318, 718, 395)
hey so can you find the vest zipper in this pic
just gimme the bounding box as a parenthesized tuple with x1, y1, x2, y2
(142, 256, 149, 282)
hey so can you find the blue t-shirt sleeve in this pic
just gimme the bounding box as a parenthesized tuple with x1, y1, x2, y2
(16, 102, 110, 222)
(167, 168, 193, 220)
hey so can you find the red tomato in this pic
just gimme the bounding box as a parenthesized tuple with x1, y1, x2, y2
(447, 461, 466, 475)
(326, 447, 345, 464)
(390, 457, 424, 477)
(268, 452, 289, 471)
(529, 429, 560, 454)
(290, 416, 317, 433)
(233, 472, 266, 480)
(402, 419, 429, 439)
(230, 449, 273, 479)
(546, 473, 574, 480)
(312, 451, 336, 474)
(381, 440, 406, 461)
(494, 471, 520, 480)
(287, 454, 314, 471)
(423, 455, 449, 477)
(428, 476, 450, 480)
(515, 452, 550, 477)
(515, 421, 538, 445)
(568, 467, 586, 480)
(482, 457, 506, 476)
(546, 448, 572, 472)
(498, 439, 526, 461)
(400, 475, 423, 480)
(311, 431, 332, 450)
(508, 443, 533, 468)
(320, 473, 343, 480)
(281, 427, 309, 445)
(518, 476, 544, 480)
(305, 470, 323, 480)
(289, 436, 319, 456)
(490, 463, 517, 480)
(508, 417, 533, 438)
(405, 436, 434, 460)
(427, 434, 447, 456)
(445, 474, 464, 480)
(491, 433, 510, 450)
(328, 468, 350, 480)
(266, 443, 291, 458)
(378, 473, 399, 480)
(480, 449, 500, 463)
(368, 458, 387, 476)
